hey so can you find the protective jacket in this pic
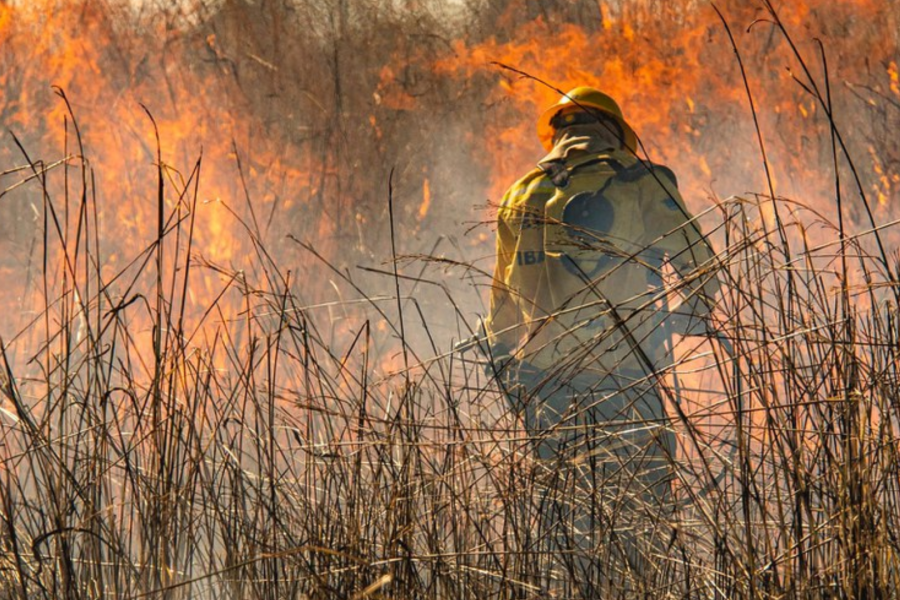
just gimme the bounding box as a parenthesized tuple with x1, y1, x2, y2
(485, 139, 719, 381)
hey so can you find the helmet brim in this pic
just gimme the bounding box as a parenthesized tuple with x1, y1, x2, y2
(537, 102, 637, 153)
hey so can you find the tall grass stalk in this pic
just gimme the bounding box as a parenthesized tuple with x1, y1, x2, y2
(1, 7, 900, 599)
(1, 126, 898, 598)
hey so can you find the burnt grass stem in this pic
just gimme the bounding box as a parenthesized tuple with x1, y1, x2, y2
(1, 132, 898, 599)
(1, 7, 900, 599)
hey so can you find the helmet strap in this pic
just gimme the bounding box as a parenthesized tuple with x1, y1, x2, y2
(550, 110, 624, 142)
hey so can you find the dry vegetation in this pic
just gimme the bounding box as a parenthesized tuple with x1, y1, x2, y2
(1, 0, 900, 598)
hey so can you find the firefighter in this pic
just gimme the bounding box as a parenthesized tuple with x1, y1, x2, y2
(461, 86, 721, 592)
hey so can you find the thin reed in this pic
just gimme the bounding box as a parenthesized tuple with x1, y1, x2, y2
(1, 126, 899, 599)
(1, 1, 900, 599)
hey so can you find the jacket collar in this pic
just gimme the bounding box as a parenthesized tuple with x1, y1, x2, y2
(539, 129, 619, 167)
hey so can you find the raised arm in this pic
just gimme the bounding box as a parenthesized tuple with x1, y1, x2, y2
(639, 167, 721, 330)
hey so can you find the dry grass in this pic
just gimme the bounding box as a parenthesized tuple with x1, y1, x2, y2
(1, 1, 900, 599)
(1, 126, 899, 600)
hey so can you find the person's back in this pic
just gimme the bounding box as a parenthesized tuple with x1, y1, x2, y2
(486, 88, 718, 382)
(498, 148, 715, 379)
(466, 86, 721, 596)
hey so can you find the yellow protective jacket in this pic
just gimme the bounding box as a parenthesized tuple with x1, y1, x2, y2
(485, 145, 720, 380)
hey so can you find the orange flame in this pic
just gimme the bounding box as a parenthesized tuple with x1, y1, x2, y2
(419, 176, 431, 220)
(2, 0, 899, 350)
(421, 0, 900, 238)
(0, 0, 320, 341)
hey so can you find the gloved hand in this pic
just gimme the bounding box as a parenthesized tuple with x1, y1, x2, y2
(481, 349, 517, 385)
(454, 333, 488, 355)
(453, 319, 518, 379)
(454, 317, 495, 355)
(482, 346, 513, 368)
(455, 334, 514, 366)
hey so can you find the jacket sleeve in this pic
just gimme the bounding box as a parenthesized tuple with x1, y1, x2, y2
(483, 197, 522, 353)
(640, 170, 721, 321)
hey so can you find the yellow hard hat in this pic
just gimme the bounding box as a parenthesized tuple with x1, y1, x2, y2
(537, 86, 637, 152)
